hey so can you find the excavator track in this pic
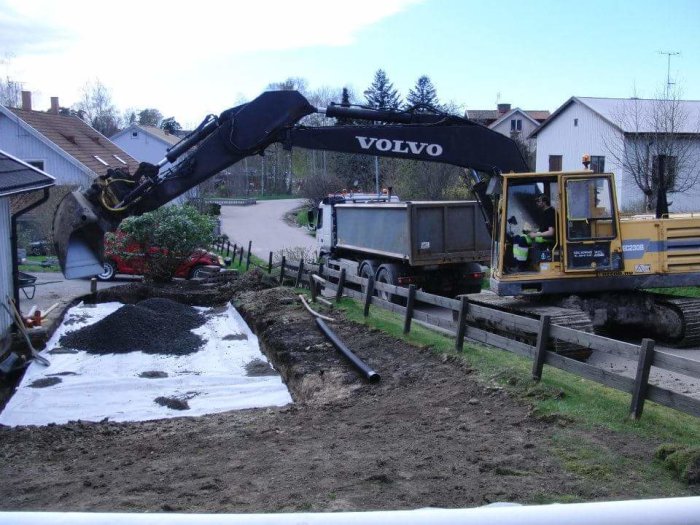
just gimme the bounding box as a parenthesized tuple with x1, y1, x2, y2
(651, 295, 700, 347)
(467, 293, 594, 361)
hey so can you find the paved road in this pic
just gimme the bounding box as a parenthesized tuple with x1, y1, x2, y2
(219, 199, 317, 261)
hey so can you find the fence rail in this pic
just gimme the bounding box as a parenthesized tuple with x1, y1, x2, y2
(222, 240, 700, 420)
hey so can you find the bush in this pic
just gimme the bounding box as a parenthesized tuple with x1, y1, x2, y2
(118, 205, 215, 282)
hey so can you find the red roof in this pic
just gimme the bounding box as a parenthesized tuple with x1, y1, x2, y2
(7, 108, 140, 176)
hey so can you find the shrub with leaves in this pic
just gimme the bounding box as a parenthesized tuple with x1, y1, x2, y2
(117, 205, 216, 282)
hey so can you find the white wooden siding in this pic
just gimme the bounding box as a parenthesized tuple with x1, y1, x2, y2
(111, 131, 173, 167)
(0, 198, 12, 340)
(0, 114, 93, 188)
(491, 114, 539, 141)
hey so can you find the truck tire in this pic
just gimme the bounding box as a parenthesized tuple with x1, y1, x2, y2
(376, 264, 404, 305)
(359, 261, 378, 295)
(97, 260, 117, 281)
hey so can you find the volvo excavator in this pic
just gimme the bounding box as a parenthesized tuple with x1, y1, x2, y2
(53, 89, 700, 356)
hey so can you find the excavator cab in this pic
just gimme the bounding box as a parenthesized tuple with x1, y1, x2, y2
(491, 171, 624, 295)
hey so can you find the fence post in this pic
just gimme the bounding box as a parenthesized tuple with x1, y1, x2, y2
(226, 241, 230, 256)
(232, 244, 237, 259)
(630, 338, 655, 420)
(531, 314, 552, 381)
(295, 259, 305, 288)
(268, 252, 273, 274)
(279, 256, 286, 285)
(363, 276, 375, 317)
(454, 296, 469, 352)
(403, 284, 416, 334)
(335, 268, 346, 302)
(310, 273, 318, 302)
(246, 241, 252, 270)
(238, 246, 244, 265)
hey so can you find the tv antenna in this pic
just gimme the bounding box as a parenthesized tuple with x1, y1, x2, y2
(658, 50, 680, 97)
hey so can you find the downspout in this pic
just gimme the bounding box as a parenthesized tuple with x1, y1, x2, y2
(10, 188, 50, 309)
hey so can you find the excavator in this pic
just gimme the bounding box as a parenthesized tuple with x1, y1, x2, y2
(53, 89, 700, 354)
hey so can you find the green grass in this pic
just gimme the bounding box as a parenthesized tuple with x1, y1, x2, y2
(648, 286, 700, 298)
(19, 256, 60, 273)
(296, 209, 312, 228)
(328, 295, 700, 493)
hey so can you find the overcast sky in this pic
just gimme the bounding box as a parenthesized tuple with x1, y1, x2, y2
(1, 0, 698, 127)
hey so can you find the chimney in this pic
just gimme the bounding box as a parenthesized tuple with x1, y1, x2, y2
(497, 103, 511, 115)
(50, 97, 59, 115)
(21, 91, 32, 111)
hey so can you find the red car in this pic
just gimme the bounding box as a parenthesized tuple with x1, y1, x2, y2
(96, 232, 228, 281)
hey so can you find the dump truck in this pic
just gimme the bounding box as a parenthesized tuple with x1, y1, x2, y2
(313, 192, 490, 299)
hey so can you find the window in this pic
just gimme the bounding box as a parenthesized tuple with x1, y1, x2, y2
(574, 118, 578, 127)
(566, 177, 615, 240)
(131, 131, 138, 138)
(510, 119, 522, 132)
(652, 155, 677, 191)
(26, 160, 44, 171)
(590, 155, 605, 173)
(549, 155, 562, 172)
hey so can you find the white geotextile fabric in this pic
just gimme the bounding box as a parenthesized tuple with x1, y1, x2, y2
(0, 302, 292, 426)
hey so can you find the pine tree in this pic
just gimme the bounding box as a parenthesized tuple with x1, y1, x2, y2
(406, 75, 441, 112)
(363, 69, 401, 110)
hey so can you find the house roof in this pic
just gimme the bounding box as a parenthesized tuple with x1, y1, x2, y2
(530, 96, 700, 138)
(466, 109, 550, 124)
(0, 148, 55, 197)
(3, 107, 141, 175)
(111, 124, 182, 146)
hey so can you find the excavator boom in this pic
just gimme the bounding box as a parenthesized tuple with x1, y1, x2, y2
(53, 90, 527, 278)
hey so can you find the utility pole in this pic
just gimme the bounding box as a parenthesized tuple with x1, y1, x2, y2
(658, 50, 680, 98)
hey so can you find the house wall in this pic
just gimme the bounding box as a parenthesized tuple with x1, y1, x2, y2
(534, 101, 627, 203)
(0, 113, 92, 188)
(491, 114, 539, 140)
(0, 198, 12, 340)
(111, 130, 173, 167)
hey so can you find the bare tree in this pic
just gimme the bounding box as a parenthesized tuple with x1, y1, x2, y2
(0, 53, 22, 107)
(75, 79, 121, 136)
(604, 85, 700, 213)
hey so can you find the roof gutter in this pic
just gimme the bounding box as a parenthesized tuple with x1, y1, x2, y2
(10, 188, 51, 309)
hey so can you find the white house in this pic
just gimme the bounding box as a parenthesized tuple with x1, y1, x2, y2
(530, 96, 700, 212)
(111, 124, 181, 168)
(0, 92, 140, 189)
(0, 149, 54, 360)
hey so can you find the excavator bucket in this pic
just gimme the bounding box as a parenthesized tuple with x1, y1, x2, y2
(53, 190, 111, 279)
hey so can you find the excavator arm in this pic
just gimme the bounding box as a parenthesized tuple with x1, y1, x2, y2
(53, 90, 527, 278)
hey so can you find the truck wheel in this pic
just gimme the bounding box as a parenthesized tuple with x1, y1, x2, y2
(97, 260, 116, 281)
(376, 264, 404, 305)
(359, 262, 377, 295)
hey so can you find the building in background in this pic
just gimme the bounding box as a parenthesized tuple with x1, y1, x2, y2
(111, 124, 181, 169)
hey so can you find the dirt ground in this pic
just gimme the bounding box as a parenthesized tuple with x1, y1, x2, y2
(0, 271, 696, 513)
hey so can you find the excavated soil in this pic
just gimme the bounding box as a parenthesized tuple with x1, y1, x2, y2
(0, 269, 696, 512)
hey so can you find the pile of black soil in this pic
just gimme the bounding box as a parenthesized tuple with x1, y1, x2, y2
(60, 298, 206, 356)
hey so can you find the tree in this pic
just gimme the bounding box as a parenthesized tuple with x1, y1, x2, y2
(266, 77, 309, 94)
(604, 85, 700, 214)
(115, 205, 215, 282)
(160, 117, 182, 135)
(0, 54, 21, 107)
(138, 108, 163, 127)
(363, 69, 401, 110)
(75, 79, 121, 136)
(406, 75, 441, 111)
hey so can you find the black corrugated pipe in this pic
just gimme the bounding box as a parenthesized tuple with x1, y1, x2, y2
(11, 188, 51, 308)
(315, 318, 380, 383)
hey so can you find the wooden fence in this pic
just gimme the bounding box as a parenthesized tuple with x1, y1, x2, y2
(221, 241, 700, 420)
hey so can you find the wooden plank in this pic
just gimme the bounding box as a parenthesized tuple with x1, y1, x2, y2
(372, 280, 410, 298)
(467, 303, 539, 335)
(544, 352, 636, 394)
(371, 295, 406, 316)
(412, 309, 457, 332)
(531, 315, 551, 381)
(455, 297, 468, 353)
(343, 272, 365, 286)
(549, 324, 639, 358)
(403, 285, 416, 334)
(646, 384, 700, 418)
(465, 325, 536, 359)
(414, 290, 461, 311)
(630, 339, 655, 419)
(652, 351, 700, 380)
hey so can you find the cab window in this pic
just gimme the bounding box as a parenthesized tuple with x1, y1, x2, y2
(565, 178, 615, 240)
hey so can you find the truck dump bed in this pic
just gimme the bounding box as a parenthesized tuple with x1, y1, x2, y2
(335, 201, 490, 265)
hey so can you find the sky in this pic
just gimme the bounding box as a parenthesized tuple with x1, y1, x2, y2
(1, 0, 698, 127)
